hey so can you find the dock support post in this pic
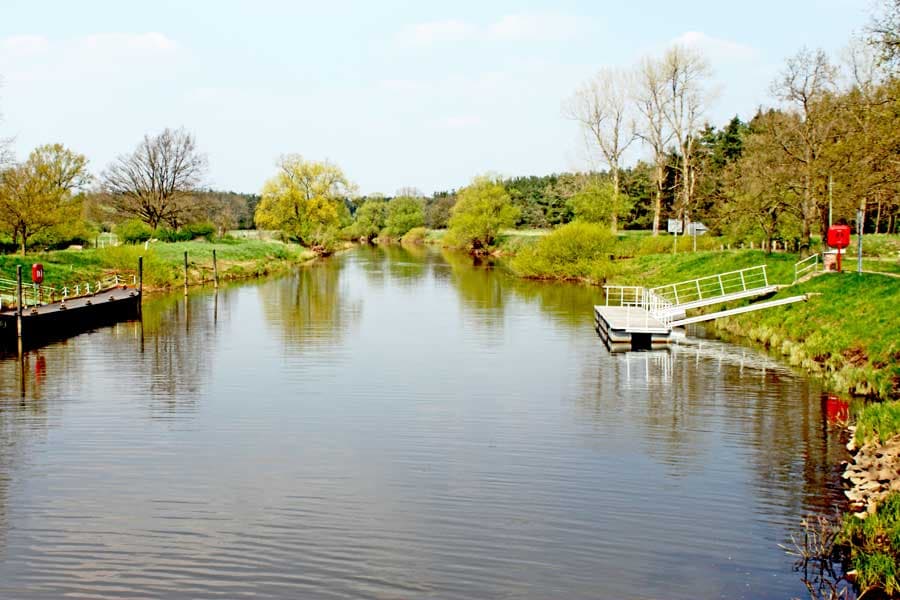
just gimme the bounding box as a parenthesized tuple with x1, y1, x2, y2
(16, 265, 23, 338)
(183, 251, 189, 297)
(137, 257, 143, 317)
(213, 249, 219, 289)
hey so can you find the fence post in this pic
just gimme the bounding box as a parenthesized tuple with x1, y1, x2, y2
(16, 265, 23, 338)
(183, 251, 189, 297)
(138, 257, 143, 317)
(213, 249, 219, 289)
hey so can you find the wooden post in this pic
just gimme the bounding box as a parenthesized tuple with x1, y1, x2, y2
(16, 265, 23, 339)
(213, 249, 219, 289)
(137, 256, 143, 317)
(183, 251, 188, 297)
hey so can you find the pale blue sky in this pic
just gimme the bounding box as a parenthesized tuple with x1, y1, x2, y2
(0, 0, 871, 195)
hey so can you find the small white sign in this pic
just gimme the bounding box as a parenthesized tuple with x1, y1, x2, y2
(667, 219, 683, 234)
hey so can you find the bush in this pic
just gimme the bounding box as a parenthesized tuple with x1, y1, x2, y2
(115, 219, 153, 244)
(510, 222, 616, 280)
(400, 226, 427, 245)
(184, 222, 215, 241)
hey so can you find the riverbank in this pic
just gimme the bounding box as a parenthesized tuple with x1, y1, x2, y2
(489, 227, 899, 401)
(0, 238, 317, 293)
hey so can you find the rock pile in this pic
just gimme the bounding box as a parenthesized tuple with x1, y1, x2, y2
(843, 429, 900, 517)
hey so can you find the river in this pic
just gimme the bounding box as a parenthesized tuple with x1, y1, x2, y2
(0, 244, 848, 599)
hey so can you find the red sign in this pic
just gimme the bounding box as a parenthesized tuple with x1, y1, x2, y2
(31, 263, 43, 284)
(826, 225, 851, 249)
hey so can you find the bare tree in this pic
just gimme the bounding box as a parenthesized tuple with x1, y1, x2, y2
(564, 67, 636, 232)
(634, 56, 674, 236)
(867, 0, 900, 70)
(660, 45, 713, 229)
(101, 128, 207, 229)
(769, 47, 838, 246)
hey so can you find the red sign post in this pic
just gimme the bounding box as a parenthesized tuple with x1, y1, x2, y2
(826, 225, 851, 272)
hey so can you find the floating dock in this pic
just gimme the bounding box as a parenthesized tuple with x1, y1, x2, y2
(594, 305, 672, 351)
(0, 286, 141, 347)
(596, 265, 809, 351)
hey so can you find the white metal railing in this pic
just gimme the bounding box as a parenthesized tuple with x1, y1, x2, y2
(604, 285, 644, 307)
(793, 254, 820, 283)
(604, 284, 675, 328)
(647, 265, 770, 307)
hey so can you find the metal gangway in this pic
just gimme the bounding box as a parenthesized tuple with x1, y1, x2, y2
(602, 265, 807, 332)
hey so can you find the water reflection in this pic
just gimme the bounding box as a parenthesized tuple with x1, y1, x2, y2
(0, 246, 850, 600)
(259, 258, 362, 354)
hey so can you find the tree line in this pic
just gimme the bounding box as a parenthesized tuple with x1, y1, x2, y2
(0, 127, 259, 254)
(1, 1, 897, 255)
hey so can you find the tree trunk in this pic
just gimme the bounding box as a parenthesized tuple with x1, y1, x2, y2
(875, 199, 882, 234)
(652, 164, 663, 236)
(20, 230, 27, 256)
(611, 169, 619, 234)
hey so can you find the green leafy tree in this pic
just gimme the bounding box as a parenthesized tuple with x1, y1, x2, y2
(254, 155, 355, 247)
(0, 143, 90, 254)
(385, 195, 425, 237)
(425, 193, 456, 229)
(447, 176, 519, 251)
(352, 198, 387, 241)
(565, 176, 634, 226)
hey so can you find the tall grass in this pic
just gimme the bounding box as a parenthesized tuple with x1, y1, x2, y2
(841, 493, 900, 595)
(855, 402, 900, 445)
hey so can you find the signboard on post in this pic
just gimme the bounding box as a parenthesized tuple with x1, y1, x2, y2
(667, 219, 683, 234)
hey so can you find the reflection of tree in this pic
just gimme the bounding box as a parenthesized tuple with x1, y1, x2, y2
(258, 259, 361, 353)
(357, 243, 433, 290)
(440, 249, 507, 332)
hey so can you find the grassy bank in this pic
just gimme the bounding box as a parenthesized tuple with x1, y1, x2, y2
(0, 238, 317, 292)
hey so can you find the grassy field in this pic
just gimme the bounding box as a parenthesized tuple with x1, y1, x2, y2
(0, 238, 316, 292)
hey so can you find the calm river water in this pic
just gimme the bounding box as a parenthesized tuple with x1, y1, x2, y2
(0, 245, 848, 599)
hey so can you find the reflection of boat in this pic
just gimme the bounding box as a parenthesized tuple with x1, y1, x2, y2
(0, 287, 141, 349)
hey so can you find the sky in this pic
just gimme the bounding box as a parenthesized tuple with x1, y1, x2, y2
(0, 0, 874, 196)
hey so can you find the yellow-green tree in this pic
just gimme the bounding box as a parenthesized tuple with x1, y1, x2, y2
(447, 176, 519, 251)
(254, 155, 354, 248)
(0, 144, 90, 254)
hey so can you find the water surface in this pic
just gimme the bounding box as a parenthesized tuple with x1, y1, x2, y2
(0, 245, 847, 599)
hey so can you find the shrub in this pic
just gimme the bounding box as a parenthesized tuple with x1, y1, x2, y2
(400, 226, 427, 245)
(510, 221, 616, 280)
(115, 219, 153, 244)
(184, 222, 215, 241)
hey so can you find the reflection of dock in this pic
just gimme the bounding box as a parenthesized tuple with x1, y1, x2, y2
(612, 337, 792, 385)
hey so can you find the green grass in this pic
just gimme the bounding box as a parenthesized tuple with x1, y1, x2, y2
(841, 492, 900, 596)
(714, 272, 900, 399)
(855, 402, 900, 445)
(0, 239, 316, 292)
